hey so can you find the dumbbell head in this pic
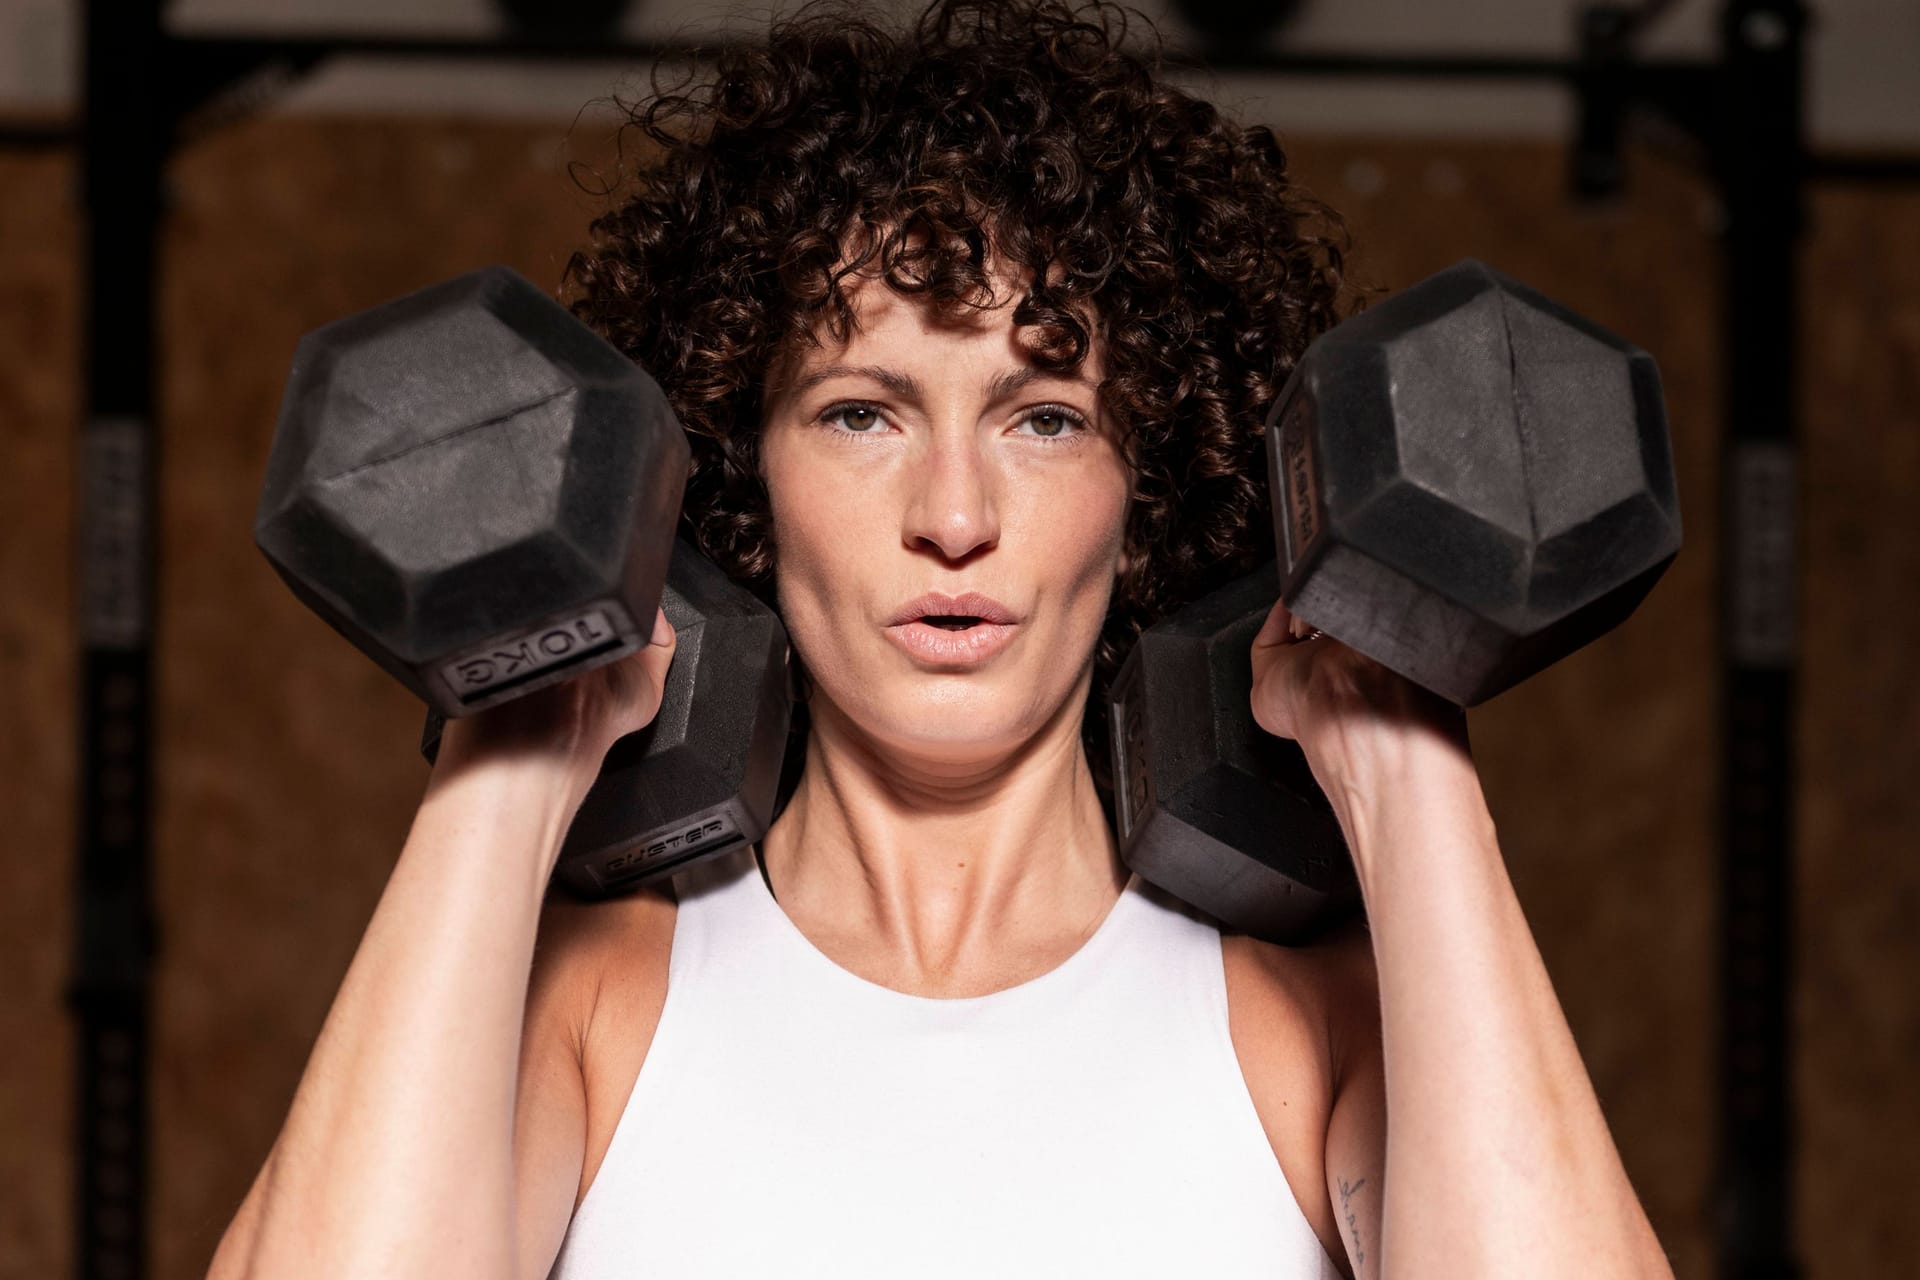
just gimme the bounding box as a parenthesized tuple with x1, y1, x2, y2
(419, 538, 794, 894)
(552, 539, 793, 895)
(1268, 259, 1680, 706)
(1108, 565, 1360, 941)
(255, 266, 691, 716)
(1113, 261, 1679, 942)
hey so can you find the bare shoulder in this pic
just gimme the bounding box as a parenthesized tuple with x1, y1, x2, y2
(1230, 915, 1378, 1039)
(1296, 915, 1381, 1072)
(1221, 914, 1379, 1273)
(529, 883, 677, 1023)
(1222, 915, 1375, 1064)
(526, 884, 678, 1198)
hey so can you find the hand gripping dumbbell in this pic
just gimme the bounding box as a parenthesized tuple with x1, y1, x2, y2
(1108, 260, 1681, 943)
(255, 267, 792, 896)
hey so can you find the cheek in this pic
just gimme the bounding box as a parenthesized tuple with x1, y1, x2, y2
(773, 448, 879, 543)
(762, 441, 879, 643)
(1020, 454, 1132, 581)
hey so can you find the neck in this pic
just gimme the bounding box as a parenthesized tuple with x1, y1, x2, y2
(758, 692, 1129, 996)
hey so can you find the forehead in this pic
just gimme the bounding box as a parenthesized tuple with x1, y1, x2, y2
(772, 265, 1106, 390)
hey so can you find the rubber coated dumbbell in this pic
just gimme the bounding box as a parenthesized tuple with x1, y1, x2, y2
(1109, 260, 1681, 942)
(255, 267, 792, 894)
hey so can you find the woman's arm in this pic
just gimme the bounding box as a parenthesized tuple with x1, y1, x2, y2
(206, 615, 676, 1280)
(1252, 610, 1673, 1280)
(205, 756, 587, 1280)
(1323, 742, 1670, 1280)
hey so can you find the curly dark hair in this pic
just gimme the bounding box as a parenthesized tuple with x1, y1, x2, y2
(564, 0, 1349, 794)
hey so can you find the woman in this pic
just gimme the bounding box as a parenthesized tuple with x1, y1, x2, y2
(210, 2, 1674, 1277)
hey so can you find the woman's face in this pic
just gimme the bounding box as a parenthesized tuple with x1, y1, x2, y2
(759, 271, 1133, 772)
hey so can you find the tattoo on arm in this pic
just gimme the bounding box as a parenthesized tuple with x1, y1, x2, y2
(1337, 1175, 1368, 1273)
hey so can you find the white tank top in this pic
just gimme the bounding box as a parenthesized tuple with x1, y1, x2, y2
(549, 846, 1341, 1280)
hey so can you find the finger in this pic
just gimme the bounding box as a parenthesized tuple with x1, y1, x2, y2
(607, 618, 678, 737)
(1249, 621, 1316, 741)
(635, 610, 677, 689)
(617, 608, 677, 698)
(1252, 596, 1296, 650)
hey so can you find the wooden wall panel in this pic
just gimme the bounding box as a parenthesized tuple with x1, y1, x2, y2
(0, 147, 79, 1280)
(0, 115, 1913, 1280)
(149, 116, 627, 1280)
(1794, 178, 1920, 1266)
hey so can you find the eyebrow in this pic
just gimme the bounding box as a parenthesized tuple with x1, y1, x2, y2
(786, 363, 1095, 404)
(789, 364, 925, 400)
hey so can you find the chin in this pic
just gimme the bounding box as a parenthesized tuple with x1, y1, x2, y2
(835, 680, 1035, 760)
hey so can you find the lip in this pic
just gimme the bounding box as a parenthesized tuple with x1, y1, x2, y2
(884, 619, 1019, 665)
(885, 590, 1018, 627)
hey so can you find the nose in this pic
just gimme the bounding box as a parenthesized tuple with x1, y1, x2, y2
(901, 430, 1001, 563)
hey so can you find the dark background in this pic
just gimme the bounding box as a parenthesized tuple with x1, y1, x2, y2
(2, 6, 1917, 1278)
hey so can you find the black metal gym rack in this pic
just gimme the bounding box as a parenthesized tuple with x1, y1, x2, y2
(13, 1, 1914, 1276)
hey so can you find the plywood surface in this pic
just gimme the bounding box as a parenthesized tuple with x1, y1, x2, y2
(0, 117, 1913, 1280)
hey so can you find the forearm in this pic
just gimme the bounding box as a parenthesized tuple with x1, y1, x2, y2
(1336, 743, 1670, 1280)
(216, 755, 585, 1280)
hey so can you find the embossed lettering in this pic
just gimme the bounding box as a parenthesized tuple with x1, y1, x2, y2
(441, 608, 620, 697)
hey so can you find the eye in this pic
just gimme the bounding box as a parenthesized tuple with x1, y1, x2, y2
(820, 401, 887, 434)
(1016, 404, 1089, 442)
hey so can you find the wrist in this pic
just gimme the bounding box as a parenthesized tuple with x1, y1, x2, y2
(1311, 710, 1472, 815)
(421, 743, 595, 878)
(432, 713, 602, 801)
(1322, 730, 1495, 889)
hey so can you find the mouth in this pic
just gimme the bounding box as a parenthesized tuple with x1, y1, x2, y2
(885, 591, 1018, 628)
(884, 611, 1019, 665)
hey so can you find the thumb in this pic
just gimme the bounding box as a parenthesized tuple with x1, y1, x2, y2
(649, 606, 676, 648)
(1252, 596, 1295, 651)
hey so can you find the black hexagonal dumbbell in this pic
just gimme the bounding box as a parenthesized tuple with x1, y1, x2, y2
(1108, 563, 1349, 943)
(256, 266, 792, 892)
(1111, 260, 1682, 942)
